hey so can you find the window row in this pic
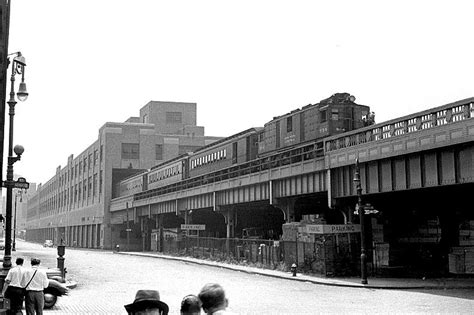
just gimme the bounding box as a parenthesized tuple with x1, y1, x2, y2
(45, 172, 102, 211)
(190, 149, 227, 170)
(59, 146, 102, 187)
(149, 165, 181, 183)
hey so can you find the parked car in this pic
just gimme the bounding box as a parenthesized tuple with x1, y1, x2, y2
(44, 269, 69, 309)
(43, 240, 53, 247)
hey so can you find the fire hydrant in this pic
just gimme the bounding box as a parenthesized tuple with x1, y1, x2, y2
(291, 263, 297, 277)
(115, 244, 120, 252)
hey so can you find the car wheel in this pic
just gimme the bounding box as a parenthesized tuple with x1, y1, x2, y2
(44, 293, 58, 309)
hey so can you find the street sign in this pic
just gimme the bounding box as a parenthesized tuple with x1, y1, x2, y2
(14, 181, 29, 189)
(305, 224, 361, 234)
(181, 224, 205, 230)
(365, 209, 379, 215)
(354, 203, 379, 215)
(125, 228, 132, 232)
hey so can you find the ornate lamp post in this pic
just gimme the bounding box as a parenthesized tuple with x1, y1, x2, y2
(12, 189, 23, 251)
(354, 158, 368, 284)
(2, 52, 28, 269)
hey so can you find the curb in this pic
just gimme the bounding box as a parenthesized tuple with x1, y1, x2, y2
(116, 252, 474, 290)
(65, 280, 78, 290)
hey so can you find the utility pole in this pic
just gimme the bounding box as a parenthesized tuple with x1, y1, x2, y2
(354, 158, 368, 284)
(0, 2, 11, 311)
(0, 0, 11, 188)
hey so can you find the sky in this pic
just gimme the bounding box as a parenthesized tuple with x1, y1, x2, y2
(4, 0, 474, 186)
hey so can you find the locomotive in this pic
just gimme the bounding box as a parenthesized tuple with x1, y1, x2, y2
(117, 93, 370, 198)
(258, 93, 370, 156)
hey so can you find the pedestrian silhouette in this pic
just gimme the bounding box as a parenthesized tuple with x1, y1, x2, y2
(180, 294, 201, 315)
(198, 283, 229, 314)
(2, 257, 25, 315)
(124, 289, 169, 315)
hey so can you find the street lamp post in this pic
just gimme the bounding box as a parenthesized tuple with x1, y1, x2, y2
(354, 158, 368, 284)
(2, 52, 28, 269)
(12, 189, 22, 251)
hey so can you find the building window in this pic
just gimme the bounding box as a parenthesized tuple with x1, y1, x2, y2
(94, 150, 98, 166)
(287, 116, 293, 132)
(155, 144, 163, 160)
(88, 153, 92, 169)
(93, 174, 97, 197)
(88, 177, 92, 197)
(100, 145, 103, 162)
(83, 157, 87, 172)
(122, 143, 140, 160)
(166, 112, 182, 123)
(99, 171, 103, 194)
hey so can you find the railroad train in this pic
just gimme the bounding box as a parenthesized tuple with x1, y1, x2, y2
(117, 93, 371, 198)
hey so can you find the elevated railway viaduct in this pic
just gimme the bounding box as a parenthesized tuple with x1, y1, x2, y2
(110, 97, 474, 273)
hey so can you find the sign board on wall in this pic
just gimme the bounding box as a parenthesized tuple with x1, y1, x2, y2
(181, 224, 206, 230)
(305, 224, 361, 234)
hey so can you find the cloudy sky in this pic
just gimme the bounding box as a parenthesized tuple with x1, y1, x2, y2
(5, 0, 474, 185)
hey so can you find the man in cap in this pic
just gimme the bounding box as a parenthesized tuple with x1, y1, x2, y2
(124, 289, 169, 315)
(198, 283, 229, 315)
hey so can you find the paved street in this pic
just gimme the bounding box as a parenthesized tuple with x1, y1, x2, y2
(11, 240, 474, 314)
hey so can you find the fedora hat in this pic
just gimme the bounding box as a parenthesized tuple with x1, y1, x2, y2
(124, 290, 169, 314)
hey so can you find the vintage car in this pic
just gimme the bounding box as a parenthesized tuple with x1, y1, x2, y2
(43, 240, 54, 248)
(44, 269, 69, 308)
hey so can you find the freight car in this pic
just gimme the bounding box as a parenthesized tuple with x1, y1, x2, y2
(258, 93, 370, 156)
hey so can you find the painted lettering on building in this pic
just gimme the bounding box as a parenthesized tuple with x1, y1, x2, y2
(305, 224, 361, 234)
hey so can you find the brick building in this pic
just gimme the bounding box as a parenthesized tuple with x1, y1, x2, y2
(25, 101, 221, 249)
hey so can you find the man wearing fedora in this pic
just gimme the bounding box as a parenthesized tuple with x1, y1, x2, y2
(124, 289, 169, 315)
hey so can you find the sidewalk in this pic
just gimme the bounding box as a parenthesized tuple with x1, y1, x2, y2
(116, 251, 474, 290)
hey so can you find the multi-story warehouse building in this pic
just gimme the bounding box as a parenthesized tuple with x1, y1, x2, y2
(25, 101, 221, 249)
